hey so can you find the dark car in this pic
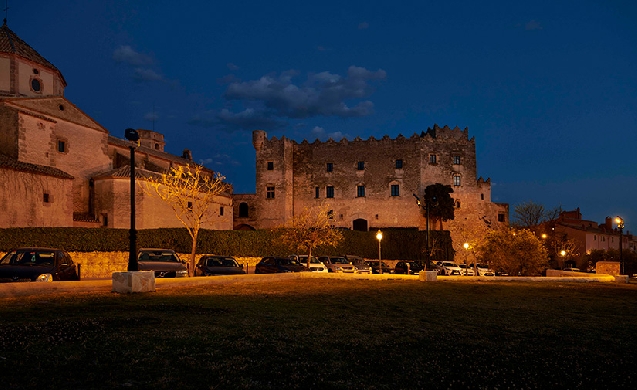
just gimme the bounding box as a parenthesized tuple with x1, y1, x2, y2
(365, 260, 393, 274)
(137, 248, 188, 278)
(254, 257, 309, 274)
(0, 247, 79, 282)
(195, 255, 245, 276)
(394, 261, 425, 275)
(345, 255, 372, 274)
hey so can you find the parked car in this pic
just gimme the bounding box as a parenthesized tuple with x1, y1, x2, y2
(195, 255, 245, 276)
(470, 263, 495, 276)
(440, 261, 462, 276)
(254, 257, 309, 274)
(345, 255, 372, 274)
(0, 247, 80, 282)
(137, 248, 188, 278)
(394, 261, 425, 275)
(365, 260, 393, 274)
(459, 264, 475, 276)
(562, 267, 581, 272)
(319, 256, 357, 273)
(290, 255, 328, 273)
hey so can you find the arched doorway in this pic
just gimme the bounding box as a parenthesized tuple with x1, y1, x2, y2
(352, 218, 368, 231)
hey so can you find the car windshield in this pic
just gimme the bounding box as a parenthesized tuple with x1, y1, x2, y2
(331, 257, 348, 264)
(139, 251, 178, 262)
(298, 256, 320, 264)
(0, 250, 55, 266)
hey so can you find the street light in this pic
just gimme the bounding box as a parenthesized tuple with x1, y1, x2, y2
(376, 230, 383, 274)
(463, 242, 469, 276)
(615, 216, 624, 275)
(125, 128, 139, 272)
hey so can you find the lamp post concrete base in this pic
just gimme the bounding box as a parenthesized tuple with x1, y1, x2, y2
(419, 270, 438, 282)
(112, 271, 155, 293)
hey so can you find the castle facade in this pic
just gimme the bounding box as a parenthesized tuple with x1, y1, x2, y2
(233, 126, 509, 247)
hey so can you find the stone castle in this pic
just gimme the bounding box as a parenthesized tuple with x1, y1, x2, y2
(233, 126, 509, 245)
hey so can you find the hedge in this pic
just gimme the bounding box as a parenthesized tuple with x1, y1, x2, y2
(0, 227, 454, 261)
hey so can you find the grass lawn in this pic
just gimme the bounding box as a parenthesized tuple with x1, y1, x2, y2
(0, 279, 636, 389)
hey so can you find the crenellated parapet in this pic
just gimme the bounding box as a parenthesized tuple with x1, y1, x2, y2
(252, 124, 474, 152)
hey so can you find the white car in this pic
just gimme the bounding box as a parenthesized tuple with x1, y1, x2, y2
(291, 255, 328, 273)
(470, 263, 495, 276)
(440, 261, 462, 276)
(459, 264, 475, 276)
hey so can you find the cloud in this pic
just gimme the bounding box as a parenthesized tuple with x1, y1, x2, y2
(223, 66, 386, 119)
(358, 22, 369, 30)
(134, 68, 163, 81)
(113, 45, 153, 65)
(310, 126, 349, 141)
(525, 20, 542, 31)
(188, 108, 285, 132)
(227, 63, 239, 71)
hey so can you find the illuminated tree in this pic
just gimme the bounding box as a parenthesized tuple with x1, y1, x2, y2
(479, 228, 549, 276)
(144, 163, 231, 276)
(278, 205, 344, 267)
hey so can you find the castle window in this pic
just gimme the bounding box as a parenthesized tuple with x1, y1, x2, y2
(315, 187, 320, 199)
(59, 104, 65, 111)
(357, 185, 366, 197)
(33, 68, 40, 74)
(326, 186, 334, 198)
(453, 156, 461, 165)
(31, 78, 42, 93)
(594, 235, 596, 241)
(498, 213, 505, 222)
(328, 210, 334, 220)
(481, 193, 484, 200)
(453, 174, 461, 187)
(429, 154, 437, 164)
(239, 202, 249, 217)
(391, 184, 400, 197)
(57, 140, 66, 153)
(187, 202, 193, 211)
(155, 143, 159, 150)
(395, 159, 403, 169)
(327, 162, 333, 172)
(267, 161, 274, 170)
(219, 206, 224, 216)
(456, 201, 461, 209)
(102, 213, 109, 227)
(357, 161, 365, 170)
(43, 193, 50, 203)
(266, 186, 275, 199)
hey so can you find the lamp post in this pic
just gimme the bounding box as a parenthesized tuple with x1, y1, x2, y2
(615, 216, 624, 275)
(463, 242, 469, 276)
(376, 230, 383, 274)
(125, 128, 139, 272)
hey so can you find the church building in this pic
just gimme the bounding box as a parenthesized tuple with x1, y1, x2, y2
(0, 21, 232, 229)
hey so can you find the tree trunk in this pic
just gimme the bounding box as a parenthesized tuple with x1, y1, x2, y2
(307, 248, 312, 268)
(189, 230, 199, 277)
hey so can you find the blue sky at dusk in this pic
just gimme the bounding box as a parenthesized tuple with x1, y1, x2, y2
(9, 1, 637, 228)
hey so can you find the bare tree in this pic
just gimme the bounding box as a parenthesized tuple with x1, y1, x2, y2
(278, 205, 344, 267)
(144, 163, 231, 276)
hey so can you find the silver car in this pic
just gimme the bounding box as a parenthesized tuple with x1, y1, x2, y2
(318, 256, 357, 273)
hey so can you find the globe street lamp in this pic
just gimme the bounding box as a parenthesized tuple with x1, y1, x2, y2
(376, 230, 383, 274)
(615, 216, 624, 275)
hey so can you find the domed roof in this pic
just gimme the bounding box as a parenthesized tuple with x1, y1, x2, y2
(0, 19, 65, 84)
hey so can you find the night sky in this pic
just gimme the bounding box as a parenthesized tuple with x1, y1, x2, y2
(8, 1, 637, 230)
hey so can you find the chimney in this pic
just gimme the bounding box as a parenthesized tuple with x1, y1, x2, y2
(605, 217, 613, 230)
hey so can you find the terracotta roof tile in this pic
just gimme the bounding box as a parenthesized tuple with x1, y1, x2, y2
(0, 154, 74, 179)
(0, 22, 64, 83)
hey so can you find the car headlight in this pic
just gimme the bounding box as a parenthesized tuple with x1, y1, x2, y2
(335, 266, 342, 271)
(176, 270, 188, 277)
(36, 274, 53, 282)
